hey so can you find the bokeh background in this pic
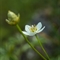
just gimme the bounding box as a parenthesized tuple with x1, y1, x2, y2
(0, 0, 60, 60)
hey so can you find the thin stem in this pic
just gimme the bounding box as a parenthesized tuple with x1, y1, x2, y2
(16, 24, 47, 60)
(35, 35, 50, 60)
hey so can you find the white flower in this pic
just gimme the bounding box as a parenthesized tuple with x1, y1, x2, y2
(22, 22, 45, 36)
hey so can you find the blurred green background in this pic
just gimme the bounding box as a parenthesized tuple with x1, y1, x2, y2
(0, 0, 60, 60)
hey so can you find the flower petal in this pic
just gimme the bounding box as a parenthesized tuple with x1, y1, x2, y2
(29, 32, 36, 36)
(22, 31, 36, 36)
(6, 19, 11, 24)
(37, 26, 45, 33)
(36, 22, 42, 31)
(25, 25, 31, 32)
(22, 31, 30, 35)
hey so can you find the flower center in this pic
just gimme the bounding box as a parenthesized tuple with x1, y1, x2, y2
(30, 25, 37, 32)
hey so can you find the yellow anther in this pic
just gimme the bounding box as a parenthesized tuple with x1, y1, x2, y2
(30, 25, 37, 32)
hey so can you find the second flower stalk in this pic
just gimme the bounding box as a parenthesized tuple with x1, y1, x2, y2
(22, 21, 50, 60)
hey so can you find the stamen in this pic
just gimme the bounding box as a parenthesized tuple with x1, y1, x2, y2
(30, 25, 37, 32)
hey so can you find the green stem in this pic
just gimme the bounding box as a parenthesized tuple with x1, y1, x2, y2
(35, 35, 50, 60)
(16, 24, 47, 60)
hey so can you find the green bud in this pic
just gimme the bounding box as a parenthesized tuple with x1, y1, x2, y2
(6, 11, 20, 25)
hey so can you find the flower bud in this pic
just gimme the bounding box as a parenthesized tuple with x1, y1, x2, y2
(6, 11, 20, 25)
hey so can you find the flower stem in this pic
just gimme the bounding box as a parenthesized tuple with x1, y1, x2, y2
(35, 35, 50, 60)
(16, 24, 47, 60)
